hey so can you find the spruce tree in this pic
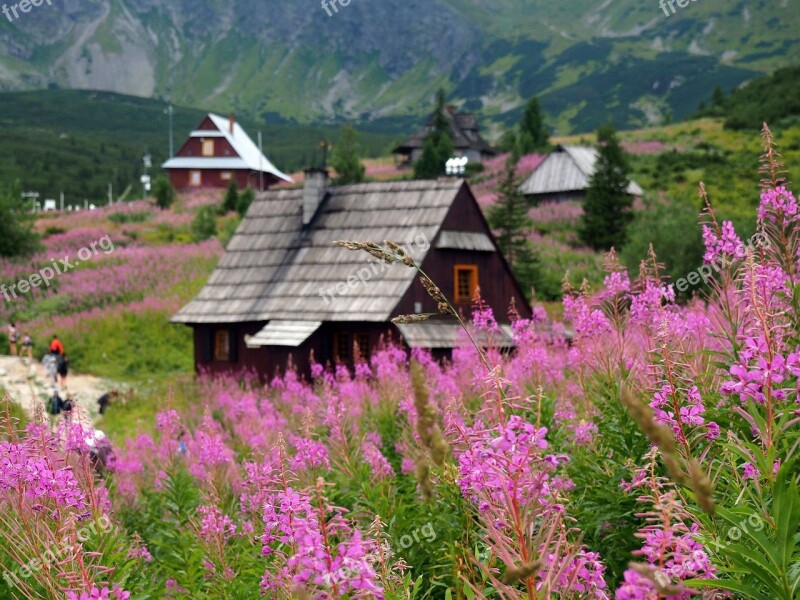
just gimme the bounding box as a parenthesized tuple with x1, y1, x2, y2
(153, 176, 175, 210)
(222, 180, 239, 213)
(0, 180, 40, 258)
(518, 96, 549, 154)
(487, 156, 541, 297)
(237, 188, 255, 218)
(414, 89, 454, 179)
(579, 124, 634, 251)
(331, 124, 366, 184)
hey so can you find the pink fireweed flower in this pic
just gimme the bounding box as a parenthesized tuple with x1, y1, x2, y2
(758, 185, 798, 224)
(361, 434, 394, 480)
(290, 437, 331, 472)
(198, 504, 238, 542)
(702, 221, 745, 265)
(741, 462, 758, 480)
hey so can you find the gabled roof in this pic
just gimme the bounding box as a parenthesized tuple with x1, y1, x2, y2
(394, 110, 496, 156)
(172, 179, 468, 325)
(162, 113, 293, 183)
(518, 144, 644, 197)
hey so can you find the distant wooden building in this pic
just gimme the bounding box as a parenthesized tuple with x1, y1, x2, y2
(393, 106, 497, 167)
(172, 171, 530, 377)
(518, 144, 644, 203)
(162, 113, 292, 191)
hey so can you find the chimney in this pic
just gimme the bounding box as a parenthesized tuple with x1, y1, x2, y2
(229, 113, 235, 134)
(303, 168, 329, 226)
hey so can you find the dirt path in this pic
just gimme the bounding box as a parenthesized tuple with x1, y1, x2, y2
(0, 355, 113, 424)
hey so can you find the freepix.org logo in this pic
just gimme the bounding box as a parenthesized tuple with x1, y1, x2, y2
(659, 0, 700, 18)
(2, 0, 52, 23)
(321, 0, 353, 17)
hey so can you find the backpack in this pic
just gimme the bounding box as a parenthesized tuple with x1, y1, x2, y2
(47, 395, 61, 416)
(62, 398, 73, 412)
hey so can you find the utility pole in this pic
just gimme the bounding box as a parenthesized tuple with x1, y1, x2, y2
(108, 183, 113, 206)
(60, 191, 64, 212)
(166, 104, 175, 158)
(258, 131, 263, 191)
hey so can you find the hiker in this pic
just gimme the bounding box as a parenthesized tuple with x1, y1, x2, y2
(57, 353, 69, 389)
(49, 334, 64, 357)
(85, 430, 113, 475)
(43, 351, 59, 385)
(61, 393, 75, 422)
(47, 387, 63, 426)
(21, 332, 33, 361)
(7, 323, 19, 356)
(97, 390, 119, 415)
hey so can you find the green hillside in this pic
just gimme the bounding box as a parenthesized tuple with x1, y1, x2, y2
(0, 90, 396, 202)
(0, 1, 797, 133)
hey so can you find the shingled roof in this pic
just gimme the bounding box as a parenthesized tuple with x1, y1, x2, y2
(518, 144, 644, 197)
(172, 179, 466, 325)
(393, 108, 496, 156)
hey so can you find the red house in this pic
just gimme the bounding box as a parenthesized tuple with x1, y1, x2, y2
(162, 113, 293, 190)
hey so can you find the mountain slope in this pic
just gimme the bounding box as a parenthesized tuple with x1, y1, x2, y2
(0, 0, 797, 133)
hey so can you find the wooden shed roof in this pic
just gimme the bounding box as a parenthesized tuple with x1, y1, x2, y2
(172, 179, 467, 325)
(518, 144, 644, 197)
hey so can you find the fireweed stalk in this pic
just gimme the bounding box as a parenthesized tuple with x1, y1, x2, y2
(0, 397, 138, 598)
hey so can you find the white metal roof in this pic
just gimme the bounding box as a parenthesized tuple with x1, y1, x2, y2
(161, 157, 250, 169)
(163, 113, 293, 183)
(519, 145, 644, 197)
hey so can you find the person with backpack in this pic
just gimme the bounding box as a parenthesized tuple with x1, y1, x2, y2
(21, 332, 33, 362)
(7, 323, 19, 356)
(43, 351, 58, 385)
(47, 387, 63, 427)
(97, 390, 120, 415)
(57, 353, 69, 389)
(49, 334, 64, 357)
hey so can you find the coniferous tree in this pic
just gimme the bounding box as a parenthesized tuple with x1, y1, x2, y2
(414, 89, 454, 179)
(0, 180, 40, 258)
(330, 124, 366, 184)
(579, 124, 635, 251)
(153, 176, 175, 210)
(192, 205, 218, 241)
(487, 156, 541, 298)
(518, 96, 550, 154)
(237, 188, 255, 218)
(222, 180, 239, 213)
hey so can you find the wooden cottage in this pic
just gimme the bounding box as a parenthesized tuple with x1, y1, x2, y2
(162, 113, 293, 191)
(172, 170, 530, 376)
(518, 144, 644, 203)
(393, 106, 497, 167)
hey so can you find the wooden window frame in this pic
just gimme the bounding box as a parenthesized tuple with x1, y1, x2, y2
(213, 329, 231, 362)
(334, 332, 371, 363)
(334, 332, 352, 364)
(220, 171, 232, 181)
(189, 170, 202, 187)
(454, 265, 478, 304)
(202, 139, 215, 157)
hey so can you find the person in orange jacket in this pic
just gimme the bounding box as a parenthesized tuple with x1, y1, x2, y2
(49, 334, 64, 356)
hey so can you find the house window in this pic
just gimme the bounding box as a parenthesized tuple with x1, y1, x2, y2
(190, 170, 202, 186)
(214, 330, 231, 362)
(202, 139, 215, 157)
(333, 332, 371, 363)
(334, 333, 352, 363)
(220, 171, 232, 181)
(355, 333, 371, 359)
(454, 265, 478, 303)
